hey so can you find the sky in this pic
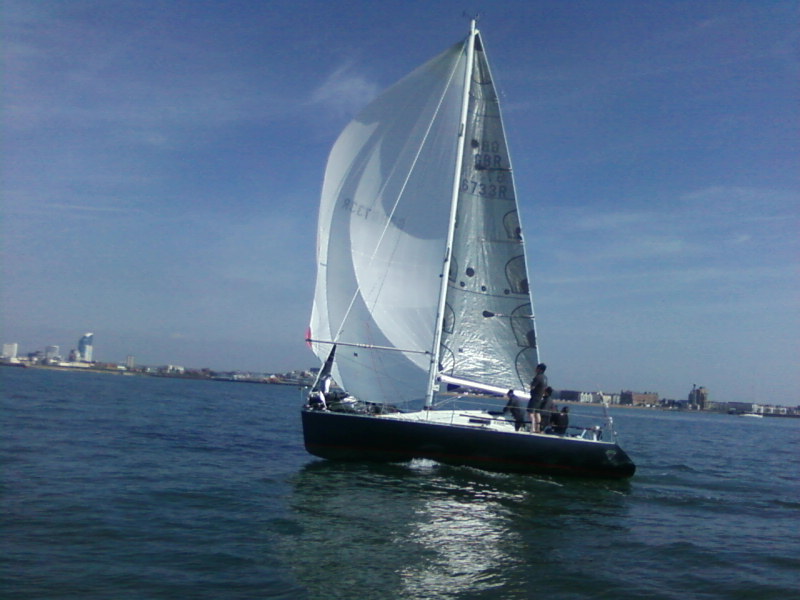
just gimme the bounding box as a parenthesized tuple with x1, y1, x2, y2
(3, 0, 798, 403)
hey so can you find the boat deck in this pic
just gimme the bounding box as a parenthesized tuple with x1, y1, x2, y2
(364, 408, 611, 444)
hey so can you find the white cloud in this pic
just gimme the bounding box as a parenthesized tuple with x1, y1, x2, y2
(308, 62, 379, 118)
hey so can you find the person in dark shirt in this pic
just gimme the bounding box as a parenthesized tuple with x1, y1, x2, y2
(527, 363, 547, 432)
(503, 389, 527, 431)
(540, 386, 555, 431)
(551, 406, 569, 435)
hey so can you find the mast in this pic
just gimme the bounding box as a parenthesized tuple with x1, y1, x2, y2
(424, 19, 478, 408)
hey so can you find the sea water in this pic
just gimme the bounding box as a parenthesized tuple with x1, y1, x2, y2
(2, 367, 798, 599)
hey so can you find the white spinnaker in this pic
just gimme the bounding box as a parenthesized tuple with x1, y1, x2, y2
(310, 41, 468, 405)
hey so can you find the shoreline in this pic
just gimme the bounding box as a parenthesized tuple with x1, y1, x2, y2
(5, 362, 797, 417)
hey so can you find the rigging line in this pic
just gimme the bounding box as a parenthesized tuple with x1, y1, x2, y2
(331, 39, 470, 343)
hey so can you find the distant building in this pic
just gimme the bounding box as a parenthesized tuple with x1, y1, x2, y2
(559, 390, 582, 402)
(78, 333, 94, 362)
(688, 385, 709, 410)
(620, 391, 659, 406)
(2, 343, 18, 359)
(126, 355, 135, 369)
(556, 390, 619, 404)
(756, 404, 789, 415)
(45, 345, 61, 363)
(726, 401, 756, 414)
(593, 392, 619, 404)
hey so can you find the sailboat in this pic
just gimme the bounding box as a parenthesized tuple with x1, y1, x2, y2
(302, 20, 636, 479)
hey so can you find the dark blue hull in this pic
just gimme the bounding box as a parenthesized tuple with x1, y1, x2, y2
(301, 409, 635, 479)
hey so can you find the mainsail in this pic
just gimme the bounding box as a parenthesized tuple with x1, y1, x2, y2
(439, 32, 539, 392)
(309, 25, 538, 406)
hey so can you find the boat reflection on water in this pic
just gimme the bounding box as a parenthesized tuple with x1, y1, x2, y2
(396, 480, 522, 597)
(279, 460, 630, 599)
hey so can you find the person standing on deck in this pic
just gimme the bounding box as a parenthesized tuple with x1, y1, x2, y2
(503, 389, 527, 431)
(540, 386, 555, 431)
(528, 363, 548, 433)
(551, 406, 569, 434)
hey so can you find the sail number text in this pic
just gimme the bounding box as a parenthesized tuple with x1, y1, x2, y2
(461, 172, 509, 199)
(341, 197, 372, 219)
(462, 143, 511, 199)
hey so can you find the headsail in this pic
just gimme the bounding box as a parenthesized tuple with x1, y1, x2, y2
(310, 344, 336, 393)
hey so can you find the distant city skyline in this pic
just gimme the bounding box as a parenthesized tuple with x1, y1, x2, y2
(5, 337, 799, 413)
(3, 1, 798, 403)
(0, 334, 772, 408)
